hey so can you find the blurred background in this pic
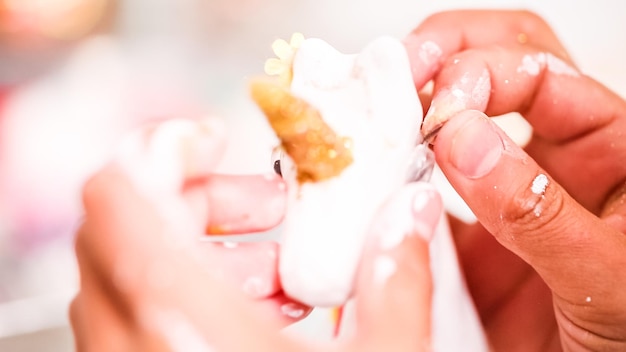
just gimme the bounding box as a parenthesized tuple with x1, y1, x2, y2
(0, 0, 624, 350)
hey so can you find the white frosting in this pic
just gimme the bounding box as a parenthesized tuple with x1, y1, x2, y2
(278, 37, 422, 307)
(276, 37, 489, 351)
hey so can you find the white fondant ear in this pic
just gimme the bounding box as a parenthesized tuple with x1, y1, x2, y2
(355, 37, 423, 144)
(291, 39, 354, 91)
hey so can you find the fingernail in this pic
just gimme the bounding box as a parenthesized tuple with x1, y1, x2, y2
(422, 68, 491, 139)
(376, 183, 442, 250)
(422, 89, 468, 140)
(280, 302, 308, 319)
(411, 184, 442, 242)
(450, 112, 504, 179)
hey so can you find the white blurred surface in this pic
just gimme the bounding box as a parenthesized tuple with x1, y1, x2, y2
(1, 0, 625, 350)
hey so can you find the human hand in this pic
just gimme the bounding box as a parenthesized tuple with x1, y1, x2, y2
(405, 10, 626, 351)
(70, 118, 442, 351)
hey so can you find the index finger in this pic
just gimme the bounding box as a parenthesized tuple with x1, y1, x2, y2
(404, 9, 572, 89)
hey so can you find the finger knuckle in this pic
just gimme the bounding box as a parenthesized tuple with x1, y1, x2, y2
(514, 10, 552, 34)
(502, 174, 565, 237)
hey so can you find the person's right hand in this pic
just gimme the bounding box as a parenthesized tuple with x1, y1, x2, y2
(405, 10, 626, 351)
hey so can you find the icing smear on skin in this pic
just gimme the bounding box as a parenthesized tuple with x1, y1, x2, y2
(531, 173, 549, 195)
(517, 53, 580, 77)
(530, 173, 549, 217)
(418, 41, 443, 66)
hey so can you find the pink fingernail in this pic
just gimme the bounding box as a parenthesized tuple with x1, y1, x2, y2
(423, 68, 491, 138)
(280, 302, 307, 319)
(376, 183, 441, 250)
(449, 112, 504, 179)
(410, 184, 442, 242)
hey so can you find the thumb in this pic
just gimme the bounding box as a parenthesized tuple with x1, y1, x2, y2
(433, 110, 626, 311)
(351, 182, 442, 352)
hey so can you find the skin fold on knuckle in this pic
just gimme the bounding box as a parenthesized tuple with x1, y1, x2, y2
(496, 173, 566, 249)
(557, 303, 626, 352)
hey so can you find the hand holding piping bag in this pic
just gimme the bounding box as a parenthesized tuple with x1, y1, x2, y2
(405, 10, 626, 350)
(70, 117, 441, 351)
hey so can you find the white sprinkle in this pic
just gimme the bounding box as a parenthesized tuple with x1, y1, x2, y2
(280, 303, 305, 319)
(453, 58, 460, 64)
(531, 174, 549, 195)
(586, 296, 592, 303)
(373, 256, 397, 285)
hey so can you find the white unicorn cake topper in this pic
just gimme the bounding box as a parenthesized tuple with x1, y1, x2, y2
(251, 33, 488, 351)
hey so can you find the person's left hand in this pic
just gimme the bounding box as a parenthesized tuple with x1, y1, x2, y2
(70, 118, 441, 351)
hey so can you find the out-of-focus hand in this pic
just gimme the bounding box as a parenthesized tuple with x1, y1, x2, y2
(70, 118, 442, 351)
(406, 10, 626, 351)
